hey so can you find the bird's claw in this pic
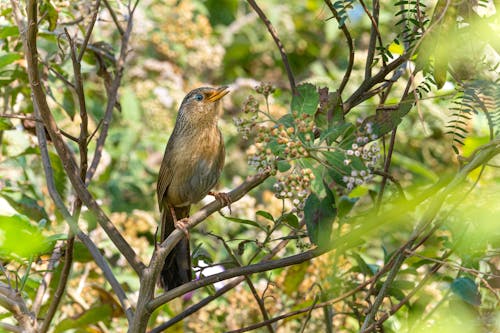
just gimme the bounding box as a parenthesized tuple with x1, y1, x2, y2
(209, 191, 232, 214)
(174, 218, 190, 238)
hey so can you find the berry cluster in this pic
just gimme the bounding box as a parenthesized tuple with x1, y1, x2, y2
(242, 95, 259, 114)
(273, 168, 315, 212)
(272, 125, 310, 159)
(255, 82, 276, 97)
(247, 129, 276, 173)
(342, 122, 381, 191)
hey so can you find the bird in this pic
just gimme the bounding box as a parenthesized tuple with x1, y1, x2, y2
(157, 86, 229, 290)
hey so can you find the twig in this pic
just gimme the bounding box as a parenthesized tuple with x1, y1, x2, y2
(77, 0, 101, 63)
(343, 55, 408, 112)
(103, 0, 124, 35)
(360, 0, 385, 80)
(246, 0, 297, 95)
(0, 322, 21, 333)
(0, 283, 35, 331)
(65, 28, 89, 182)
(324, 0, 355, 98)
(32, 242, 64, 316)
(39, 236, 74, 333)
(85, 2, 134, 183)
(211, 234, 275, 333)
(375, 76, 414, 210)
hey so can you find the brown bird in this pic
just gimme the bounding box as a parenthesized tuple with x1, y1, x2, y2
(157, 86, 229, 290)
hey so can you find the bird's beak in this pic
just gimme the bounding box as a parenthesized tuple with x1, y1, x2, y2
(206, 86, 229, 102)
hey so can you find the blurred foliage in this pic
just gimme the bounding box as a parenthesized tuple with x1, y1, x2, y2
(0, 0, 499, 332)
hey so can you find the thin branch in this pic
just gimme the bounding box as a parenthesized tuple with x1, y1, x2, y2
(324, 0, 355, 98)
(103, 0, 125, 35)
(0, 283, 35, 331)
(360, 0, 385, 80)
(32, 242, 64, 316)
(152, 225, 294, 331)
(375, 75, 414, 210)
(14, 0, 144, 275)
(246, 0, 297, 95)
(77, 0, 101, 63)
(343, 55, 408, 112)
(211, 234, 275, 333)
(39, 237, 74, 333)
(85, 2, 134, 183)
(0, 322, 21, 333)
(32, 99, 134, 324)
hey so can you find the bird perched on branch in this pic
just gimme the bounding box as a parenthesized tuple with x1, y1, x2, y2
(157, 86, 229, 290)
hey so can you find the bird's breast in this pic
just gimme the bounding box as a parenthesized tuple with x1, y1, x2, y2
(166, 127, 224, 206)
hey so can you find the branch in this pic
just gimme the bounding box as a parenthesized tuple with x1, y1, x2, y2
(324, 0, 355, 98)
(343, 55, 408, 112)
(151, 223, 294, 331)
(85, 2, 133, 183)
(0, 283, 35, 332)
(32, 100, 134, 324)
(360, 0, 385, 80)
(103, 0, 124, 35)
(39, 237, 74, 333)
(130, 171, 272, 331)
(360, 138, 500, 330)
(15, 0, 144, 275)
(246, 0, 297, 95)
(77, 0, 101, 62)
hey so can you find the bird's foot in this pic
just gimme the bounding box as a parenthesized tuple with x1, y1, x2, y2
(174, 218, 190, 238)
(209, 191, 232, 214)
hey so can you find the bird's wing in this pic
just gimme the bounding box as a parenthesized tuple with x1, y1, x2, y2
(157, 139, 175, 210)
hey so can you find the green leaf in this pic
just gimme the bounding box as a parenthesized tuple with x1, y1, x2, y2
(0, 26, 19, 38)
(291, 83, 319, 115)
(304, 183, 336, 248)
(276, 160, 291, 172)
(0, 215, 50, 259)
(222, 216, 267, 231)
(0, 118, 13, 130)
(40, 0, 59, 32)
(256, 210, 274, 222)
(0, 191, 49, 222)
(320, 122, 352, 144)
(450, 277, 481, 306)
(0, 53, 21, 68)
(350, 252, 375, 276)
(280, 213, 299, 228)
(54, 304, 113, 333)
(337, 196, 358, 219)
(283, 261, 309, 296)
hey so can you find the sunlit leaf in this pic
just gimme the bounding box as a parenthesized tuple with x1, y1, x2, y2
(0, 215, 50, 258)
(54, 304, 113, 332)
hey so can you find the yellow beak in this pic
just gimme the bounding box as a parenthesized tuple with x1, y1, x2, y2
(206, 86, 229, 102)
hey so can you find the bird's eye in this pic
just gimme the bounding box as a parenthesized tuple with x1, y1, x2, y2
(194, 93, 203, 101)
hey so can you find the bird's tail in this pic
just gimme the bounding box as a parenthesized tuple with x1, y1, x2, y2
(158, 206, 192, 290)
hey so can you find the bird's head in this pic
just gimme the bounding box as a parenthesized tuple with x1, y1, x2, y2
(178, 86, 229, 126)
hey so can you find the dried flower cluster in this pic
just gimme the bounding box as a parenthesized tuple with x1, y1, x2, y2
(273, 168, 315, 212)
(343, 123, 381, 190)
